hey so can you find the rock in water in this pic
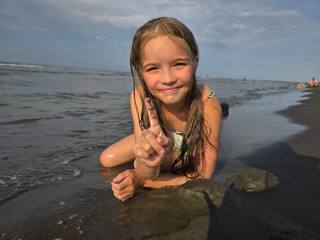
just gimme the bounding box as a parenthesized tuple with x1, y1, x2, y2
(179, 179, 227, 208)
(226, 168, 280, 192)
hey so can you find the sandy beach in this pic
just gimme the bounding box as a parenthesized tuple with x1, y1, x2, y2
(0, 88, 319, 240)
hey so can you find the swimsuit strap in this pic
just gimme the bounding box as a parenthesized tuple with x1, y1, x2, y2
(207, 88, 215, 99)
(203, 87, 215, 103)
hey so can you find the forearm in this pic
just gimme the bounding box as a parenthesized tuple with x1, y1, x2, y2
(143, 173, 192, 189)
(134, 158, 160, 180)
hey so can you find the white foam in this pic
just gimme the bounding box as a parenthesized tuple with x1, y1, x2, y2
(0, 63, 44, 68)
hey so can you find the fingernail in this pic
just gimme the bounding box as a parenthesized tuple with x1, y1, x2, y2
(145, 98, 150, 103)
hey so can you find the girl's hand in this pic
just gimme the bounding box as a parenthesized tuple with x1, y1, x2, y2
(134, 98, 170, 168)
(111, 169, 143, 201)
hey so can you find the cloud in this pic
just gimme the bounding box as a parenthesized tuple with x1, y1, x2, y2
(191, 3, 320, 48)
(1, 0, 320, 48)
(70, 11, 148, 28)
(238, 10, 302, 18)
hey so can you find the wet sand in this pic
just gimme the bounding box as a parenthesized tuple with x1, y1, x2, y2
(209, 88, 320, 239)
(0, 89, 319, 239)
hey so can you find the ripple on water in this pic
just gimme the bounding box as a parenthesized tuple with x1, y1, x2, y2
(0, 164, 82, 206)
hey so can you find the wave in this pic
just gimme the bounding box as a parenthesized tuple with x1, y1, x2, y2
(0, 63, 44, 69)
(0, 164, 82, 206)
(1, 116, 64, 125)
(0, 62, 131, 77)
(2, 118, 42, 125)
(1, 92, 115, 101)
(0, 103, 10, 107)
(53, 92, 110, 99)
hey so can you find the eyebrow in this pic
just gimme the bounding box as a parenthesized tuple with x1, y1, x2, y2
(142, 58, 190, 69)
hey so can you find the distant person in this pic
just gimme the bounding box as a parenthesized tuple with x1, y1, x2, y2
(310, 77, 318, 88)
(296, 82, 307, 89)
(100, 17, 222, 201)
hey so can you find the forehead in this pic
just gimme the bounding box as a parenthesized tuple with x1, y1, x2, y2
(141, 35, 192, 62)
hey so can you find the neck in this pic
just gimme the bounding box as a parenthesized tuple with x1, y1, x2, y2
(161, 99, 188, 121)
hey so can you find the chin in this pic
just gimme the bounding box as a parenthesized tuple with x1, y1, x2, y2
(157, 94, 186, 106)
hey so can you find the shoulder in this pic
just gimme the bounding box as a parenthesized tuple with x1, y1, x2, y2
(199, 84, 222, 119)
(199, 84, 216, 101)
(198, 84, 220, 108)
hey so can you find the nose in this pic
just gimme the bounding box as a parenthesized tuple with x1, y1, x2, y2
(161, 68, 176, 85)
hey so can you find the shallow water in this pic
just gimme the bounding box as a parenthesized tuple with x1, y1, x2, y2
(0, 62, 298, 205)
(216, 90, 307, 182)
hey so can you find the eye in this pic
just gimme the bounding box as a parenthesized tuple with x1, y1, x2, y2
(146, 66, 158, 72)
(175, 62, 187, 67)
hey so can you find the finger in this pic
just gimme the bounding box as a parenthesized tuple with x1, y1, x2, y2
(134, 147, 150, 159)
(143, 131, 165, 156)
(157, 134, 170, 147)
(160, 131, 173, 149)
(112, 181, 125, 192)
(112, 186, 121, 198)
(137, 132, 154, 155)
(119, 191, 134, 201)
(138, 156, 162, 168)
(112, 170, 131, 183)
(139, 139, 154, 155)
(111, 182, 121, 192)
(145, 98, 160, 129)
(113, 190, 123, 201)
(113, 183, 134, 201)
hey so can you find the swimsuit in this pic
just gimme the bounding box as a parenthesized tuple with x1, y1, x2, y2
(171, 131, 184, 154)
(171, 87, 216, 154)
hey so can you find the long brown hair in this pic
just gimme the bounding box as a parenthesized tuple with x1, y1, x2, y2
(130, 17, 211, 178)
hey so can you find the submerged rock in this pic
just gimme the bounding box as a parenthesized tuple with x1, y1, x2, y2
(226, 168, 280, 192)
(179, 179, 227, 208)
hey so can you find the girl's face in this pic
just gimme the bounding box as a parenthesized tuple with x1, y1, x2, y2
(141, 35, 195, 108)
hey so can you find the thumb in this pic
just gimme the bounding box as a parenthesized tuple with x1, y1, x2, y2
(112, 170, 130, 183)
(157, 135, 167, 146)
(157, 132, 170, 147)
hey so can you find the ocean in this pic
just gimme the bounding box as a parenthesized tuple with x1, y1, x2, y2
(0, 62, 297, 206)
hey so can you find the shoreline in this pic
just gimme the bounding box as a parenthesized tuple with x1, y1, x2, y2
(215, 88, 307, 182)
(209, 88, 320, 239)
(0, 89, 319, 239)
(277, 89, 320, 159)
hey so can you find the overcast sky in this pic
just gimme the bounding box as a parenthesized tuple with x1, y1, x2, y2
(1, 0, 319, 81)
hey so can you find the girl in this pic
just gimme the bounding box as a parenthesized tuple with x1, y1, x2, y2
(100, 17, 222, 201)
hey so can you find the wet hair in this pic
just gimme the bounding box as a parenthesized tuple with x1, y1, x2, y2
(220, 103, 229, 118)
(130, 17, 214, 177)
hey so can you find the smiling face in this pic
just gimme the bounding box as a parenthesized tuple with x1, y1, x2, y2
(141, 35, 196, 109)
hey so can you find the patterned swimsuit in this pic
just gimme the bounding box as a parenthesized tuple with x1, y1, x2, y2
(171, 87, 215, 154)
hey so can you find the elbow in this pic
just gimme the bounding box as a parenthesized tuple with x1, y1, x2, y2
(202, 175, 211, 180)
(99, 151, 115, 168)
(197, 174, 212, 180)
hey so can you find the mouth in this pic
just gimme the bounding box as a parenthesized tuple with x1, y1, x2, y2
(159, 86, 180, 94)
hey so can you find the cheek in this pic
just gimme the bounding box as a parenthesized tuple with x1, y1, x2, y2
(142, 74, 157, 91)
(178, 68, 193, 85)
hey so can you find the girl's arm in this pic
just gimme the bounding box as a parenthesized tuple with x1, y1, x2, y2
(140, 86, 222, 189)
(199, 93, 222, 178)
(130, 89, 166, 179)
(143, 173, 190, 188)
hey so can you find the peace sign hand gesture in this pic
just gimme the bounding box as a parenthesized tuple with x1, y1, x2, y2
(134, 98, 171, 173)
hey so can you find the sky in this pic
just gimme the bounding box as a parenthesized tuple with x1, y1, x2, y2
(0, 0, 320, 82)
